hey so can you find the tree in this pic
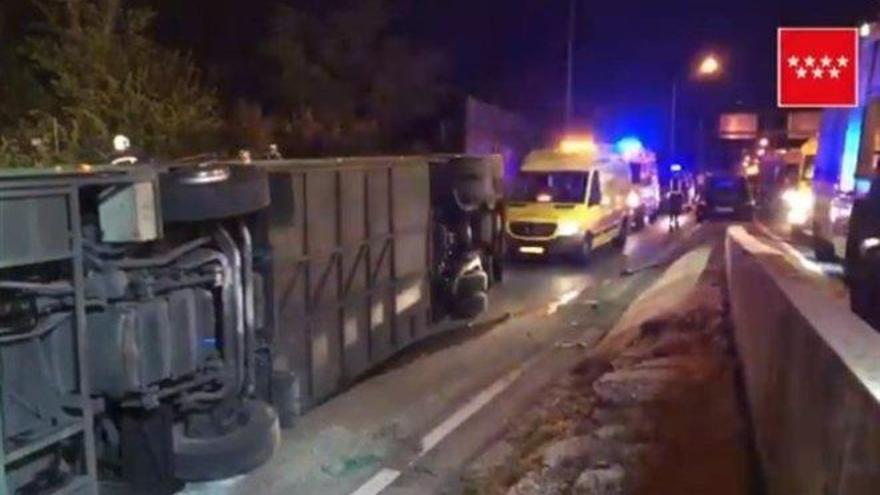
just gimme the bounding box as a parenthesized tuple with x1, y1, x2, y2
(264, 0, 447, 154)
(0, 0, 222, 167)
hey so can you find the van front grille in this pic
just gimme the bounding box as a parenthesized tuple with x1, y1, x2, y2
(509, 222, 556, 238)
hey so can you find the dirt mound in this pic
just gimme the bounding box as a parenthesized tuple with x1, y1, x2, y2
(463, 247, 756, 495)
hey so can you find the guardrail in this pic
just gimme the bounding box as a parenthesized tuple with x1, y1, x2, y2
(726, 226, 880, 495)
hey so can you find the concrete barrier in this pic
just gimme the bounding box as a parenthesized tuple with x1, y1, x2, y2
(726, 226, 880, 495)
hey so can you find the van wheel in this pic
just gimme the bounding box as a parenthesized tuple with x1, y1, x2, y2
(614, 218, 629, 248)
(572, 233, 594, 265)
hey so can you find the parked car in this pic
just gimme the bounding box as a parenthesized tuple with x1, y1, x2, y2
(696, 174, 755, 222)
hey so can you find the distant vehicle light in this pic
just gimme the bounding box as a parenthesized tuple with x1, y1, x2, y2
(830, 198, 853, 224)
(756, 148, 766, 157)
(860, 237, 880, 256)
(626, 190, 641, 209)
(670, 164, 683, 173)
(536, 193, 553, 203)
(616, 137, 643, 158)
(559, 137, 597, 154)
(745, 165, 760, 176)
(758, 137, 769, 148)
(557, 221, 581, 237)
(787, 208, 810, 226)
(782, 188, 814, 223)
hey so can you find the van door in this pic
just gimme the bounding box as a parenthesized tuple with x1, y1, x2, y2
(588, 170, 617, 241)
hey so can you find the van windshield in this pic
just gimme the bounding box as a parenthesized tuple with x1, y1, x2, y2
(510, 172, 588, 204)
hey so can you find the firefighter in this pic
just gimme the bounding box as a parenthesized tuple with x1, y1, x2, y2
(668, 172, 685, 232)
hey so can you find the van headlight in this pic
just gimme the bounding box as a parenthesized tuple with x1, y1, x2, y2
(782, 189, 814, 226)
(557, 221, 581, 237)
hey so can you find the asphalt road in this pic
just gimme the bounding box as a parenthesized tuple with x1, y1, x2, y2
(182, 215, 710, 495)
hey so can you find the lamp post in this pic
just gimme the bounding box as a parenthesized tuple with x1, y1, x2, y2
(565, 0, 577, 127)
(669, 54, 722, 165)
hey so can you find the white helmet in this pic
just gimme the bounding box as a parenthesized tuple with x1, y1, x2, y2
(113, 134, 131, 153)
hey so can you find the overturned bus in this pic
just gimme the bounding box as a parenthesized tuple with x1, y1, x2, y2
(0, 154, 504, 494)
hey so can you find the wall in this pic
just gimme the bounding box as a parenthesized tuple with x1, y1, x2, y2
(726, 226, 880, 495)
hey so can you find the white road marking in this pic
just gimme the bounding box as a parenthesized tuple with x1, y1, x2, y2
(546, 288, 584, 315)
(418, 365, 524, 456)
(350, 468, 402, 495)
(348, 275, 589, 495)
(347, 365, 527, 495)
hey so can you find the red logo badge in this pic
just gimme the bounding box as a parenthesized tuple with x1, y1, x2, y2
(778, 28, 859, 108)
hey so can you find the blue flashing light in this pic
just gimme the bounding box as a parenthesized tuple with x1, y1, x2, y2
(840, 110, 862, 192)
(670, 163, 683, 173)
(616, 137, 644, 157)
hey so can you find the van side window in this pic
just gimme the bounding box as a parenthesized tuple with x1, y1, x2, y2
(588, 171, 602, 206)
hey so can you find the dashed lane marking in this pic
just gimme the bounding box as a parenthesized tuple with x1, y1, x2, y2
(350, 469, 402, 495)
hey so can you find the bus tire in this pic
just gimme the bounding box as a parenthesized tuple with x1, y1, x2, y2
(173, 400, 280, 482)
(161, 165, 270, 223)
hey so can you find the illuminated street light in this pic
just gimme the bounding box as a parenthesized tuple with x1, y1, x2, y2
(670, 53, 725, 166)
(697, 55, 721, 77)
(861, 22, 872, 38)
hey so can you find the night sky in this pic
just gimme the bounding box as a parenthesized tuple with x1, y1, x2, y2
(147, 0, 875, 149)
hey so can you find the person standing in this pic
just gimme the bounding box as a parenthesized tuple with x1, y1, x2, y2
(668, 174, 685, 232)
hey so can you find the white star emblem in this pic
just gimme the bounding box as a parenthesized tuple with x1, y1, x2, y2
(821, 55, 832, 67)
(813, 68, 824, 79)
(788, 56, 800, 68)
(797, 68, 808, 79)
(830, 68, 841, 79)
(805, 56, 816, 67)
(837, 56, 849, 68)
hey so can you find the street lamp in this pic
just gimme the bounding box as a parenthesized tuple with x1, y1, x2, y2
(697, 55, 721, 76)
(669, 54, 724, 166)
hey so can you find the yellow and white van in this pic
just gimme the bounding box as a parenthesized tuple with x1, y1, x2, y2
(505, 140, 635, 262)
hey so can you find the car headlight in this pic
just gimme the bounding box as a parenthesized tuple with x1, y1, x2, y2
(557, 221, 581, 237)
(626, 190, 641, 209)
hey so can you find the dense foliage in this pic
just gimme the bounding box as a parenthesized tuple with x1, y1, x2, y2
(263, 0, 447, 154)
(0, 0, 448, 166)
(0, 1, 222, 167)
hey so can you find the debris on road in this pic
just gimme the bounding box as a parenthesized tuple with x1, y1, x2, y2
(463, 244, 755, 495)
(555, 340, 591, 350)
